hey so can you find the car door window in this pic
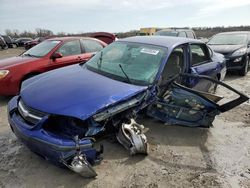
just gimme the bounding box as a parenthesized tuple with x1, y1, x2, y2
(248, 34, 250, 46)
(208, 46, 213, 58)
(186, 31, 195, 38)
(190, 44, 210, 66)
(81, 39, 103, 53)
(178, 32, 187, 38)
(57, 40, 81, 56)
(161, 47, 184, 85)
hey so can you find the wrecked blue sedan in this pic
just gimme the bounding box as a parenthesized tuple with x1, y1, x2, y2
(8, 36, 248, 177)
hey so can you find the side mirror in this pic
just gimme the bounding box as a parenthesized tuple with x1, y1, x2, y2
(51, 52, 63, 60)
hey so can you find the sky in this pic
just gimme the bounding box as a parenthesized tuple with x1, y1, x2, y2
(0, 0, 250, 34)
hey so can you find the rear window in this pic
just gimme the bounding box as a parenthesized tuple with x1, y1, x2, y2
(154, 31, 178, 37)
(186, 31, 195, 39)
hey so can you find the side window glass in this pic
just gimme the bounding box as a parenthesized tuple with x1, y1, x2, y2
(248, 34, 250, 45)
(161, 47, 184, 84)
(208, 47, 213, 58)
(57, 40, 81, 56)
(81, 39, 103, 53)
(190, 44, 210, 66)
(186, 31, 194, 39)
(178, 32, 187, 38)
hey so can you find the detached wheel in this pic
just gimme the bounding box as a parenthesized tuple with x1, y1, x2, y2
(239, 56, 249, 76)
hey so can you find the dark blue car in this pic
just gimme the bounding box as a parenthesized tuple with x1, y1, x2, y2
(8, 36, 248, 177)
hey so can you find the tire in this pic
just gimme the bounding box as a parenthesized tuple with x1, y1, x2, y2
(12, 44, 17, 48)
(239, 56, 249, 76)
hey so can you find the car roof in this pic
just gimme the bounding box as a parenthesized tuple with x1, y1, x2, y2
(215, 31, 250, 35)
(158, 29, 194, 32)
(119, 36, 202, 48)
(47, 36, 101, 42)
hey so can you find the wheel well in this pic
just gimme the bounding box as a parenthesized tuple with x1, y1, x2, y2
(22, 72, 40, 81)
(19, 72, 40, 91)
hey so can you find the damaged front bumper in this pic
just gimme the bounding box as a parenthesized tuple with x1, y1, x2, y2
(8, 96, 101, 178)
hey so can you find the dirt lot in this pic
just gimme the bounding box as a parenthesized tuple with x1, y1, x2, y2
(0, 49, 249, 188)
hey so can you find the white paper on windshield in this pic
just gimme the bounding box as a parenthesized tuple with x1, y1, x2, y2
(140, 48, 159, 55)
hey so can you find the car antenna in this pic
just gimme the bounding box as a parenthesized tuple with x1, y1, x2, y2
(119, 64, 132, 84)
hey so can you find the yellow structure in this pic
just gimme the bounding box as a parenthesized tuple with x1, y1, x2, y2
(139, 28, 163, 36)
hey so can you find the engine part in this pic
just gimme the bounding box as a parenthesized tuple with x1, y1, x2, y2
(62, 136, 97, 178)
(116, 119, 148, 155)
(63, 153, 97, 178)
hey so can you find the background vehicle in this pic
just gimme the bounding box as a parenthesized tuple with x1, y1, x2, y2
(90, 32, 117, 44)
(197, 37, 209, 43)
(1, 35, 18, 48)
(0, 36, 8, 49)
(154, 29, 197, 39)
(24, 37, 50, 50)
(207, 31, 250, 76)
(14, 37, 33, 47)
(0, 37, 107, 95)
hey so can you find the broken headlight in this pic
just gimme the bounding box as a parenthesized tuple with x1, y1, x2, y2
(93, 98, 141, 122)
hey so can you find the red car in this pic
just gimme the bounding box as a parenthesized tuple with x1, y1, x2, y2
(0, 37, 107, 95)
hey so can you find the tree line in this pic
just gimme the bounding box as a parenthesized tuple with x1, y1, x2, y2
(3, 26, 250, 39)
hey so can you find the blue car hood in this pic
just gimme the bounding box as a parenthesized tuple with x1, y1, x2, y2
(21, 65, 147, 120)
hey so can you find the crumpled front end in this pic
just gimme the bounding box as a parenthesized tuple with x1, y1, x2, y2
(8, 96, 103, 178)
(8, 92, 151, 178)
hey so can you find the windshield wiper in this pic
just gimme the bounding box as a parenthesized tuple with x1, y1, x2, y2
(23, 53, 39, 58)
(97, 51, 103, 69)
(119, 64, 132, 84)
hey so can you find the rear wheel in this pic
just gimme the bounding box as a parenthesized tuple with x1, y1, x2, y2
(2, 45, 8, 50)
(239, 56, 249, 76)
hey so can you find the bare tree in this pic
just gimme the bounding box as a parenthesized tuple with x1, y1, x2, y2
(35, 28, 53, 37)
(5, 29, 12, 36)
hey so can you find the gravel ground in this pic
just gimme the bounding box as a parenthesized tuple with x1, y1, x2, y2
(0, 49, 249, 188)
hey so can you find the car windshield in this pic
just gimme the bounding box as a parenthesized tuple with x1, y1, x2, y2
(208, 34, 248, 45)
(85, 42, 167, 85)
(22, 40, 60, 57)
(154, 31, 178, 36)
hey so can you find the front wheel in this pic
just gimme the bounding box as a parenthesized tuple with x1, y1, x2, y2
(239, 56, 249, 76)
